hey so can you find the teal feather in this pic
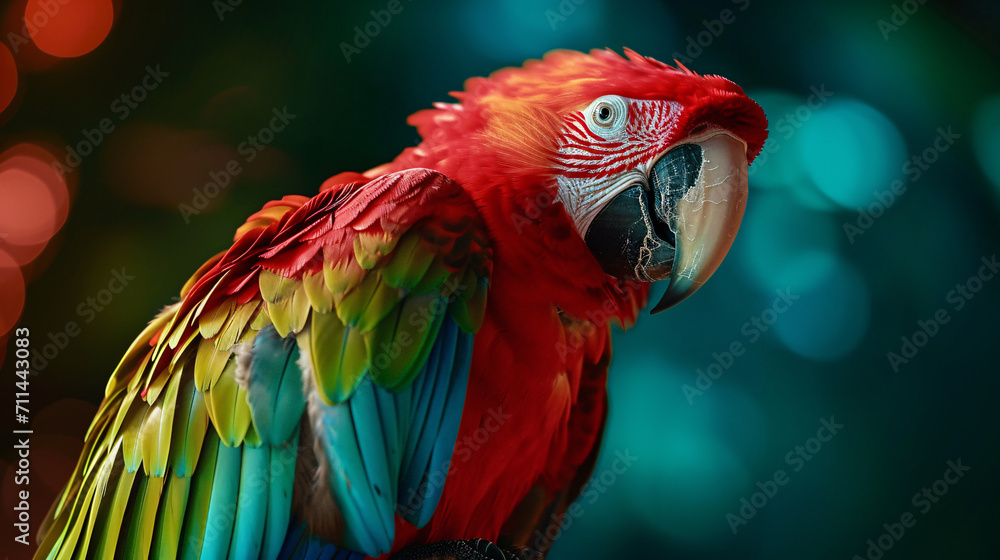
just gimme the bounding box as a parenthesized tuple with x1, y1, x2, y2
(261, 425, 299, 560)
(228, 444, 270, 559)
(347, 380, 396, 547)
(199, 439, 242, 559)
(248, 325, 306, 445)
(310, 314, 473, 551)
(398, 317, 460, 526)
(317, 390, 385, 556)
(419, 327, 473, 526)
(396, 333, 440, 520)
(373, 384, 402, 495)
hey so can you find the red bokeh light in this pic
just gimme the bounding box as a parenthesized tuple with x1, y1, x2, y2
(1, 0, 58, 72)
(0, 143, 70, 265)
(0, 44, 15, 114)
(103, 122, 240, 208)
(0, 249, 25, 337)
(0, 168, 57, 245)
(24, 0, 114, 58)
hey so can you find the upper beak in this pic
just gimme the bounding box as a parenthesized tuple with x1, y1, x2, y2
(583, 131, 749, 313)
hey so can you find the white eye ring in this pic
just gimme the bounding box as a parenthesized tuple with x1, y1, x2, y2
(585, 95, 628, 136)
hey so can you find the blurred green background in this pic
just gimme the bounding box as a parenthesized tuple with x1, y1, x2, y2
(2, 0, 999, 558)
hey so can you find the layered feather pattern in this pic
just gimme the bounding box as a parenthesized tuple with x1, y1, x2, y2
(36, 169, 491, 560)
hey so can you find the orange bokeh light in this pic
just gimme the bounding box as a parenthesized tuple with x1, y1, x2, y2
(0, 168, 57, 244)
(0, 249, 25, 337)
(0, 143, 71, 264)
(24, 0, 114, 58)
(0, 44, 15, 114)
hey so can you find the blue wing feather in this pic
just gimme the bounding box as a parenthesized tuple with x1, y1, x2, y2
(397, 317, 460, 526)
(346, 381, 396, 546)
(248, 325, 306, 446)
(315, 391, 386, 555)
(310, 313, 473, 556)
(419, 327, 474, 527)
(261, 426, 299, 560)
(200, 439, 242, 559)
(227, 444, 269, 559)
(277, 519, 367, 560)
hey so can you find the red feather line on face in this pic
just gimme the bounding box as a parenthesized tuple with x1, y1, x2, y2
(555, 100, 683, 180)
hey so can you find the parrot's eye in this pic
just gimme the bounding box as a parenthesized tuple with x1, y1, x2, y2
(585, 95, 628, 137)
(596, 104, 613, 122)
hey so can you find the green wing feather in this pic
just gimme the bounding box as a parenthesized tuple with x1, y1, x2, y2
(35, 169, 491, 560)
(150, 473, 191, 558)
(122, 474, 164, 558)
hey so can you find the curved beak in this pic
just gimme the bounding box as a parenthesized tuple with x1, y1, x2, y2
(584, 131, 749, 313)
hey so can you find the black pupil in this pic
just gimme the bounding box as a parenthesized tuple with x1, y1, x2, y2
(598, 106, 611, 121)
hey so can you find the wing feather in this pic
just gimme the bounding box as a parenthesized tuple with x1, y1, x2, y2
(36, 169, 491, 560)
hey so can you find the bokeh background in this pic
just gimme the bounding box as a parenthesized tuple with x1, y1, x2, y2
(2, 0, 999, 558)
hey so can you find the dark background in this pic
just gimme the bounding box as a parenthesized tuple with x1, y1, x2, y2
(2, 0, 999, 558)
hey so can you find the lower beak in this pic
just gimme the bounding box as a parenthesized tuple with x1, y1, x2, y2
(583, 131, 749, 313)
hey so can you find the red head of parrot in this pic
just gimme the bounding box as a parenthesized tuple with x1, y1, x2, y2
(382, 48, 768, 320)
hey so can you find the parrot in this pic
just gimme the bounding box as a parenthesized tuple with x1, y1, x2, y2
(35, 48, 767, 560)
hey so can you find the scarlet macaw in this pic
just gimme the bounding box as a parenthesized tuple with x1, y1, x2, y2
(36, 48, 767, 560)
